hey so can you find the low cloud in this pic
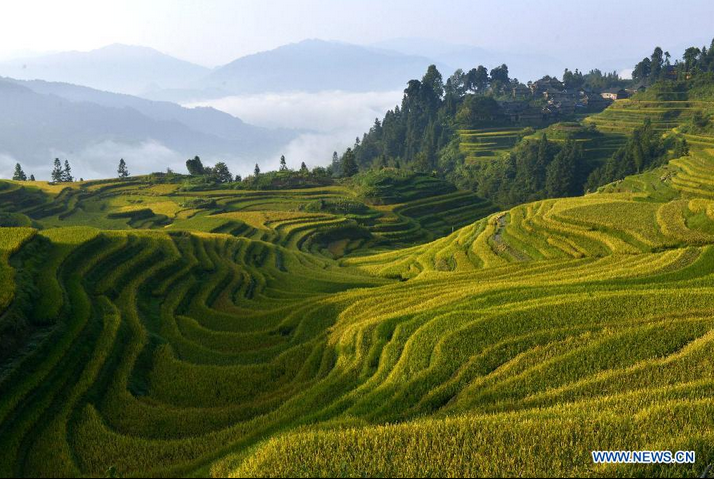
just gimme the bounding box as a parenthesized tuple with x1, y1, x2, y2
(2, 140, 186, 181)
(50, 140, 187, 180)
(0, 152, 20, 179)
(186, 90, 403, 171)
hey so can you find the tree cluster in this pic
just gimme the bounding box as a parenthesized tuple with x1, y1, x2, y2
(585, 119, 671, 190)
(185, 156, 234, 184)
(466, 135, 587, 207)
(51, 158, 74, 183)
(633, 40, 714, 85)
(347, 64, 523, 177)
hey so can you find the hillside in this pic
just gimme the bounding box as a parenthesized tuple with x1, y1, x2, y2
(0, 78, 296, 179)
(3, 44, 714, 478)
(1, 76, 714, 477)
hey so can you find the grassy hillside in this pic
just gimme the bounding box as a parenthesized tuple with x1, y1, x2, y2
(2, 93, 714, 477)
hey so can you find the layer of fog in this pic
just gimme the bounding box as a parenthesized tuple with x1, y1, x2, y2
(0, 141, 187, 181)
(185, 90, 404, 172)
(0, 90, 404, 180)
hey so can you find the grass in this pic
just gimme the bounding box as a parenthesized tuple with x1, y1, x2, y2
(2, 93, 714, 477)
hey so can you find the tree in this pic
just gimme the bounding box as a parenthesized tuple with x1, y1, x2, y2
(446, 69, 467, 97)
(632, 57, 652, 83)
(422, 64, 444, 99)
(300, 162, 309, 174)
(118, 158, 129, 179)
(279, 155, 288, 171)
(12, 163, 27, 181)
(545, 140, 582, 197)
(683, 47, 702, 73)
(186, 156, 205, 175)
(29, 174, 35, 181)
(254, 163, 261, 177)
(234, 174, 242, 182)
(51, 158, 63, 183)
(562, 68, 584, 89)
(212, 162, 233, 183)
(466, 66, 489, 93)
(650, 47, 664, 79)
(341, 148, 359, 177)
(331, 151, 341, 177)
(62, 160, 74, 183)
(489, 64, 510, 85)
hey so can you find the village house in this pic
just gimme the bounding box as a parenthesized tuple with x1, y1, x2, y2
(601, 88, 629, 101)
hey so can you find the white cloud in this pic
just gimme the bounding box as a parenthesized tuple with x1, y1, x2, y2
(0, 152, 20, 179)
(47, 140, 186, 181)
(186, 90, 403, 172)
(619, 68, 634, 80)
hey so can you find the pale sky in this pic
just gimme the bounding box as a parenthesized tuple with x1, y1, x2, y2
(2, 0, 713, 66)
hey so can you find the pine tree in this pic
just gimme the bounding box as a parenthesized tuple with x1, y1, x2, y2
(29, 174, 36, 181)
(62, 160, 74, 183)
(341, 148, 359, 177)
(300, 162, 309, 174)
(118, 158, 129, 179)
(279, 155, 288, 171)
(254, 164, 261, 177)
(331, 151, 341, 177)
(12, 163, 27, 181)
(51, 158, 63, 183)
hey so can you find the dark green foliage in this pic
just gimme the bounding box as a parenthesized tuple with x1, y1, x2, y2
(62, 160, 73, 183)
(545, 140, 584, 197)
(455, 96, 504, 127)
(12, 164, 27, 182)
(585, 119, 669, 190)
(211, 162, 233, 183)
(118, 159, 129, 179)
(341, 148, 359, 177)
(303, 198, 369, 215)
(51, 158, 63, 183)
(633, 40, 714, 85)
(186, 156, 206, 176)
(279, 155, 288, 172)
(466, 135, 587, 207)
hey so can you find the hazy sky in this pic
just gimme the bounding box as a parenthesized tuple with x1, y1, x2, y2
(2, 0, 713, 66)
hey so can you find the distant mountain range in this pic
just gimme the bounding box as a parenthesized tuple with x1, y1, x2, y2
(201, 39, 445, 95)
(0, 78, 296, 179)
(0, 39, 581, 103)
(0, 44, 210, 97)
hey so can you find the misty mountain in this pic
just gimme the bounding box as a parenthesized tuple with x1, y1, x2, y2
(0, 44, 210, 96)
(200, 39, 446, 95)
(372, 38, 566, 83)
(0, 78, 297, 179)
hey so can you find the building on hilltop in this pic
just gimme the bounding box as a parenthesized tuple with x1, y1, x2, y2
(601, 88, 629, 100)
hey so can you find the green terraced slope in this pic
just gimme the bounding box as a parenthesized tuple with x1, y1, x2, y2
(2, 95, 714, 477)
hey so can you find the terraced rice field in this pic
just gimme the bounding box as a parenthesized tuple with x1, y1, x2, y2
(3, 102, 714, 476)
(586, 98, 714, 137)
(458, 127, 529, 162)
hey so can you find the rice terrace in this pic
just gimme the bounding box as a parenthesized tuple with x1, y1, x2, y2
(3, 2, 714, 478)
